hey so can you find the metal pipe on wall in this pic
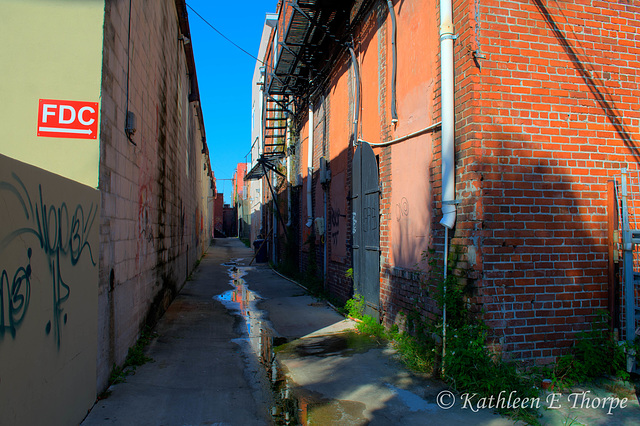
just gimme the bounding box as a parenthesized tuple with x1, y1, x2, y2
(440, 0, 456, 375)
(324, 189, 328, 283)
(440, 0, 456, 231)
(273, 169, 277, 264)
(286, 117, 292, 227)
(348, 46, 361, 146)
(306, 105, 314, 228)
(386, 0, 398, 123)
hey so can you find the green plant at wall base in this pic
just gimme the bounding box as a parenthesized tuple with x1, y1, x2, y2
(345, 271, 540, 423)
(345, 293, 385, 338)
(549, 311, 632, 389)
(434, 270, 540, 423)
(345, 293, 364, 318)
(105, 327, 156, 390)
(345, 267, 353, 281)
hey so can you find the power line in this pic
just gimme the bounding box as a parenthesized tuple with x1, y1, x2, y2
(186, 3, 265, 66)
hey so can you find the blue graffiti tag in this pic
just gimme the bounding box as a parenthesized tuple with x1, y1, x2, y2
(0, 173, 96, 346)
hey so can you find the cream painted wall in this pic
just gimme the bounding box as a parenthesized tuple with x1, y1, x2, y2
(0, 154, 99, 426)
(0, 0, 105, 188)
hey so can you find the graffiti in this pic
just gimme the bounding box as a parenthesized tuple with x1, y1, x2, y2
(362, 202, 379, 233)
(137, 185, 154, 248)
(352, 212, 357, 235)
(396, 197, 409, 222)
(0, 248, 32, 339)
(180, 199, 186, 239)
(327, 206, 344, 247)
(0, 173, 97, 346)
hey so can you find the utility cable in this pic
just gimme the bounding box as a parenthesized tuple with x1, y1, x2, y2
(185, 2, 266, 66)
(125, 0, 136, 145)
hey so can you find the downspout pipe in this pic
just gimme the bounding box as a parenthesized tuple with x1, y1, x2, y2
(440, 0, 456, 377)
(306, 105, 314, 228)
(286, 116, 292, 227)
(386, 0, 398, 123)
(348, 46, 361, 146)
(439, 0, 456, 230)
(324, 188, 328, 283)
(273, 169, 277, 264)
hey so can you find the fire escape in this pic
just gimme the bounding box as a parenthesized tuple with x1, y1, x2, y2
(245, 0, 359, 245)
(262, 94, 288, 159)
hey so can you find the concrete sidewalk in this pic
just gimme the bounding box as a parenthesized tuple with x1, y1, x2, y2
(81, 239, 273, 426)
(241, 251, 515, 425)
(81, 238, 515, 425)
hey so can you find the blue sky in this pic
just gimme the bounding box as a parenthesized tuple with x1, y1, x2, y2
(187, 1, 278, 204)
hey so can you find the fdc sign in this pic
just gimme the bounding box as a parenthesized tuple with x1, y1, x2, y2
(37, 99, 99, 139)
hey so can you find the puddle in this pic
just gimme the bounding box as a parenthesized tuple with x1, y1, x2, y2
(215, 260, 371, 425)
(285, 388, 367, 426)
(221, 257, 246, 267)
(279, 332, 382, 358)
(384, 383, 438, 412)
(215, 262, 272, 365)
(215, 261, 295, 423)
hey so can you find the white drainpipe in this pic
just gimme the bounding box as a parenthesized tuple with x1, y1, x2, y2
(273, 169, 277, 264)
(306, 105, 314, 228)
(440, 0, 456, 230)
(440, 0, 456, 375)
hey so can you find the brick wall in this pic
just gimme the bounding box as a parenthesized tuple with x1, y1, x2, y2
(457, 0, 640, 362)
(262, 0, 639, 364)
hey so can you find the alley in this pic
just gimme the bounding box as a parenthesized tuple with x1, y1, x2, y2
(81, 239, 521, 425)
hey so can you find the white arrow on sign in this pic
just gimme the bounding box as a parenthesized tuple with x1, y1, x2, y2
(38, 127, 93, 134)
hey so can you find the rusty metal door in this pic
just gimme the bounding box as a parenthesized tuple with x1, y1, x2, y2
(352, 142, 380, 319)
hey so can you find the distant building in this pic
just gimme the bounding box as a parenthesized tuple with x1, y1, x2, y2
(233, 163, 251, 240)
(213, 192, 225, 237)
(223, 203, 238, 237)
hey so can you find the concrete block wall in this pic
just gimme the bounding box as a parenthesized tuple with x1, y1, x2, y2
(97, 0, 209, 391)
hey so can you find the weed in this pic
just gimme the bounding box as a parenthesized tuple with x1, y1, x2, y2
(345, 267, 353, 281)
(345, 293, 364, 319)
(103, 327, 156, 393)
(549, 311, 633, 390)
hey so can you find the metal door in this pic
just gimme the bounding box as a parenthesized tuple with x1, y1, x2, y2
(620, 169, 640, 373)
(352, 142, 380, 319)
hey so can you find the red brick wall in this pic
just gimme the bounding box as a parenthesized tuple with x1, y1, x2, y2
(461, 0, 640, 362)
(265, 0, 640, 364)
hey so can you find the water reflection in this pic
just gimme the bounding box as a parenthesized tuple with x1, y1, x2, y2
(215, 260, 273, 367)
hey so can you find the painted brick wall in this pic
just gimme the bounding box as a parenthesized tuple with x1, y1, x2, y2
(97, 0, 210, 390)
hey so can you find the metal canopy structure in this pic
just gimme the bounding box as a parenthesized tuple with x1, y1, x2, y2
(266, 0, 355, 99)
(245, 156, 284, 181)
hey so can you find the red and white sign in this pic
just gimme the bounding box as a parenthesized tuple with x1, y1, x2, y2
(37, 99, 99, 139)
